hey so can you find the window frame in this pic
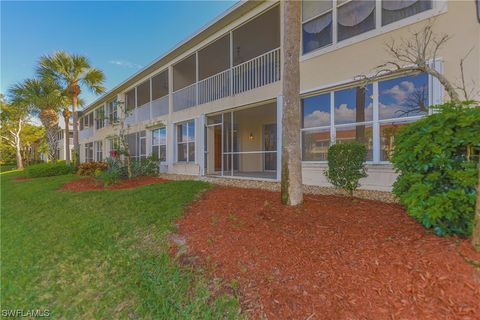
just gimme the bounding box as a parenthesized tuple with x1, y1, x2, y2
(107, 99, 118, 124)
(95, 105, 106, 130)
(95, 140, 103, 162)
(84, 142, 94, 162)
(300, 71, 436, 164)
(151, 127, 167, 163)
(301, 0, 446, 59)
(175, 120, 195, 163)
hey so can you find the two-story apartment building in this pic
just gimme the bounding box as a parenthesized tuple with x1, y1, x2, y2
(79, 0, 480, 191)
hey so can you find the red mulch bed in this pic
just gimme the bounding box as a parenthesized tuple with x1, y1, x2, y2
(14, 176, 32, 181)
(175, 187, 480, 320)
(60, 176, 168, 192)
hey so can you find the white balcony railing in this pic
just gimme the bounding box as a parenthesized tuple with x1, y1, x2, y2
(137, 103, 150, 122)
(198, 68, 231, 105)
(173, 83, 197, 112)
(151, 95, 169, 117)
(79, 127, 93, 140)
(172, 47, 281, 111)
(232, 47, 280, 95)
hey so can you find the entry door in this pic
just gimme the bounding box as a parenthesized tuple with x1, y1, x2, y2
(263, 124, 277, 171)
(214, 126, 222, 171)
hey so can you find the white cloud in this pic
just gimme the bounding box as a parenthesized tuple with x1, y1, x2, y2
(382, 80, 416, 103)
(334, 102, 373, 123)
(304, 110, 330, 127)
(109, 59, 142, 69)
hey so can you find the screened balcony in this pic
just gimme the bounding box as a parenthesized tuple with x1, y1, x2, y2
(172, 5, 281, 112)
(123, 69, 170, 124)
(172, 54, 196, 112)
(205, 102, 277, 180)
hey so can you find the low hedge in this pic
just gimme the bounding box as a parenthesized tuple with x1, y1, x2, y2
(24, 162, 73, 178)
(77, 161, 108, 176)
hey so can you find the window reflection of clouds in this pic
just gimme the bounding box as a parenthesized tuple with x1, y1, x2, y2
(334, 84, 373, 124)
(302, 93, 331, 128)
(379, 73, 428, 119)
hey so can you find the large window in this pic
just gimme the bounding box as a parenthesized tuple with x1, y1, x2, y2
(302, 0, 433, 55)
(84, 142, 94, 162)
(127, 131, 147, 161)
(302, 0, 333, 53)
(176, 120, 195, 162)
(81, 112, 94, 130)
(382, 0, 432, 26)
(107, 99, 118, 123)
(95, 140, 103, 161)
(301, 72, 429, 163)
(378, 72, 428, 160)
(152, 127, 167, 162)
(95, 105, 106, 129)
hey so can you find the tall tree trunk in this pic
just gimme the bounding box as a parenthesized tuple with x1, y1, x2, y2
(281, 0, 303, 206)
(63, 108, 71, 164)
(15, 120, 24, 169)
(72, 95, 80, 169)
(472, 161, 480, 251)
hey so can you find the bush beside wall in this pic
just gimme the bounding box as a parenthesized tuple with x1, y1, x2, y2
(325, 142, 368, 196)
(392, 102, 480, 236)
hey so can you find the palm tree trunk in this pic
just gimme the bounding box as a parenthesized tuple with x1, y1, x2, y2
(281, 0, 303, 206)
(72, 95, 80, 169)
(63, 108, 71, 164)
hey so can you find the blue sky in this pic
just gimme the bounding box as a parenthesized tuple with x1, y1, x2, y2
(1, 0, 236, 107)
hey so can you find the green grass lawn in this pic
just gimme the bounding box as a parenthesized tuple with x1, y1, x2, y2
(1, 172, 241, 319)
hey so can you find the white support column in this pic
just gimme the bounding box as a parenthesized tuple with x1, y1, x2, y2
(133, 86, 138, 123)
(168, 66, 173, 115)
(276, 95, 283, 181)
(167, 121, 175, 172)
(149, 78, 153, 120)
(146, 128, 152, 157)
(195, 51, 199, 105)
(229, 31, 233, 95)
(372, 81, 380, 163)
(195, 114, 205, 176)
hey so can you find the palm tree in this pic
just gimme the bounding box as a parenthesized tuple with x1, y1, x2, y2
(10, 78, 66, 161)
(62, 105, 71, 164)
(281, 0, 303, 205)
(37, 51, 105, 168)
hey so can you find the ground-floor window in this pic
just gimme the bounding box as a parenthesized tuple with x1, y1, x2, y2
(95, 141, 103, 162)
(152, 127, 167, 162)
(84, 142, 94, 162)
(176, 120, 195, 162)
(301, 72, 429, 163)
(127, 131, 147, 161)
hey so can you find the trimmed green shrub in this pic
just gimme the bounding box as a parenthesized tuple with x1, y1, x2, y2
(325, 142, 368, 195)
(77, 161, 108, 176)
(131, 156, 159, 178)
(24, 162, 73, 178)
(96, 169, 120, 186)
(391, 102, 480, 236)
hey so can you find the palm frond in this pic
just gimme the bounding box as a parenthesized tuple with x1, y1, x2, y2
(82, 68, 106, 94)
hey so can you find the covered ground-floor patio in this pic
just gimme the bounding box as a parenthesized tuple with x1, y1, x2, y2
(204, 101, 279, 180)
